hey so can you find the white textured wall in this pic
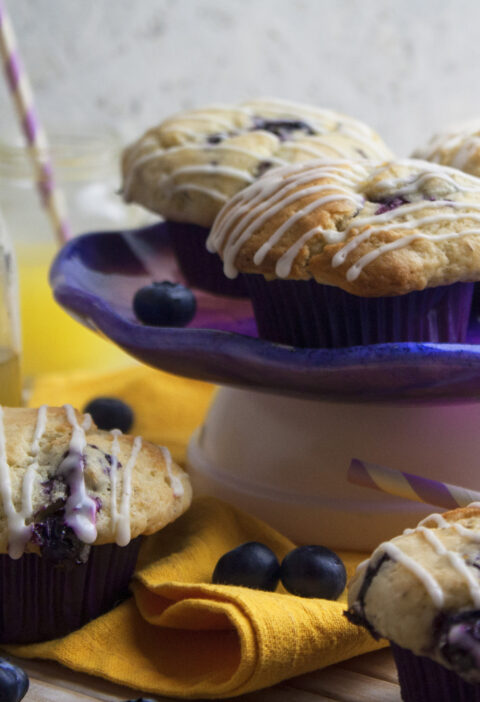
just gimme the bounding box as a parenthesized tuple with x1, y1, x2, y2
(1, 0, 480, 155)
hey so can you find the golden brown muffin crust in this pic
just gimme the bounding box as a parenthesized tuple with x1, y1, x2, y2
(208, 158, 480, 296)
(121, 98, 393, 227)
(413, 121, 480, 178)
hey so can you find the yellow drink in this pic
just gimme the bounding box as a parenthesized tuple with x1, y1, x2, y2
(0, 347, 21, 406)
(18, 244, 133, 377)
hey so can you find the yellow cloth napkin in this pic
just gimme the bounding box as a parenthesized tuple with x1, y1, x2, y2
(11, 365, 383, 699)
(28, 364, 216, 465)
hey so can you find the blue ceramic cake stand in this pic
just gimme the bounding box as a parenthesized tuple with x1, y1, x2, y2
(50, 223, 480, 549)
(50, 221, 480, 404)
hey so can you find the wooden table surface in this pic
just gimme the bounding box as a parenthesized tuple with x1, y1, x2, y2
(10, 648, 402, 702)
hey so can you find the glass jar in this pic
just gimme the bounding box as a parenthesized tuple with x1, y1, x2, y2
(0, 209, 21, 406)
(0, 129, 149, 377)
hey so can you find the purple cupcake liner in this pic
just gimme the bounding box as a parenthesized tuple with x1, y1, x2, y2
(391, 643, 480, 702)
(0, 537, 142, 644)
(166, 221, 248, 298)
(244, 275, 474, 348)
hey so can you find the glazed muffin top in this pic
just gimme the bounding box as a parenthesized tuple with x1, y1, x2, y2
(121, 98, 393, 227)
(207, 158, 480, 297)
(413, 120, 480, 177)
(0, 405, 192, 559)
(346, 505, 480, 684)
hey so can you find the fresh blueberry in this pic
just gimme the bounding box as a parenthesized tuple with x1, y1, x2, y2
(0, 658, 29, 702)
(212, 542, 280, 591)
(280, 545, 346, 599)
(83, 397, 134, 433)
(133, 281, 196, 327)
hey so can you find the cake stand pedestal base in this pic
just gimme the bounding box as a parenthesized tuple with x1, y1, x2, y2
(187, 387, 480, 551)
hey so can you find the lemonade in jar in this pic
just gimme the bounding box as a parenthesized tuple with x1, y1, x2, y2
(0, 129, 147, 377)
(0, 209, 21, 406)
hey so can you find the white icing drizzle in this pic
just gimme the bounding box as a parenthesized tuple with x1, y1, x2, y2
(362, 504, 480, 613)
(276, 226, 327, 278)
(158, 126, 198, 139)
(161, 112, 235, 130)
(109, 428, 122, 544)
(406, 525, 480, 606)
(375, 541, 445, 607)
(414, 121, 480, 170)
(213, 143, 284, 163)
(124, 99, 391, 203)
(114, 435, 142, 547)
(331, 201, 480, 265)
(208, 161, 366, 277)
(451, 139, 479, 170)
(122, 144, 284, 201)
(209, 158, 480, 281)
(173, 183, 229, 203)
(280, 139, 350, 159)
(109, 435, 181, 546)
(418, 511, 480, 543)
(59, 405, 98, 544)
(253, 193, 361, 268)
(0, 406, 153, 555)
(159, 445, 184, 498)
(417, 512, 449, 528)
(0, 405, 48, 558)
(171, 164, 255, 184)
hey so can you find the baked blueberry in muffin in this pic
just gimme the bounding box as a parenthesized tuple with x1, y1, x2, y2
(207, 158, 480, 347)
(0, 405, 191, 643)
(121, 98, 393, 296)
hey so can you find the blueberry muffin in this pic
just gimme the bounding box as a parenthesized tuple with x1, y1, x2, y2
(0, 404, 191, 643)
(346, 505, 480, 701)
(413, 121, 480, 326)
(121, 98, 393, 295)
(207, 158, 480, 347)
(413, 120, 480, 177)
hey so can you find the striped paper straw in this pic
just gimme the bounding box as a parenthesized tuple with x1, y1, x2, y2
(0, 0, 71, 244)
(348, 457, 480, 510)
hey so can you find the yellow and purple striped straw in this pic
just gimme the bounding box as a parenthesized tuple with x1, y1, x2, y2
(0, 0, 71, 244)
(348, 458, 480, 510)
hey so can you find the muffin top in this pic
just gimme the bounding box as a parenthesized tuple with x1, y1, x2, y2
(413, 120, 480, 177)
(121, 98, 393, 227)
(0, 405, 192, 560)
(346, 505, 480, 683)
(207, 158, 480, 297)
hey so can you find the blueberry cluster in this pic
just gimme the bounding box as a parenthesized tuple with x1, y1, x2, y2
(212, 541, 346, 600)
(32, 507, 91, 564)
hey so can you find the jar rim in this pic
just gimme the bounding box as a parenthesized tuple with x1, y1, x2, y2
(0, 126, 121, 182)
